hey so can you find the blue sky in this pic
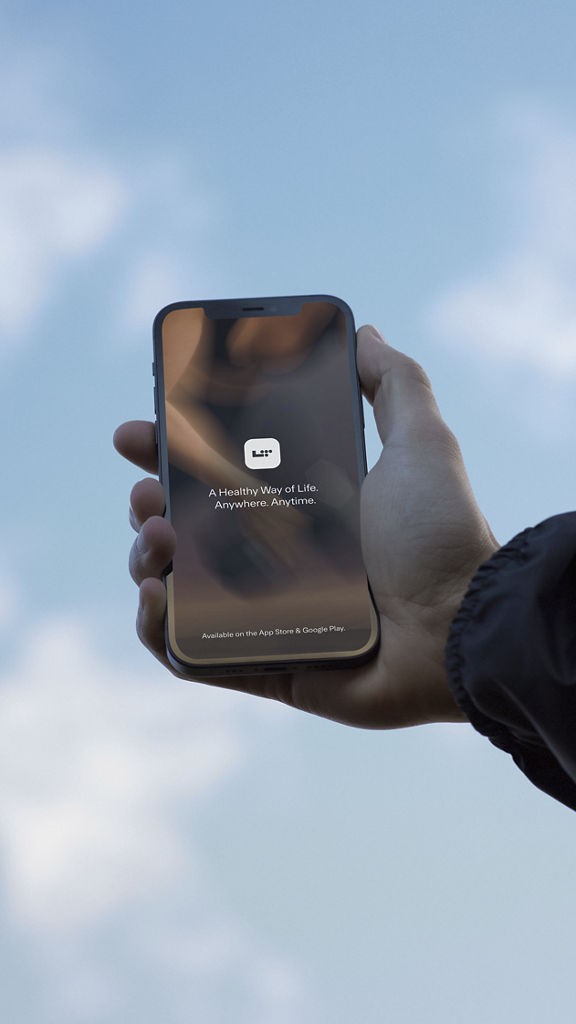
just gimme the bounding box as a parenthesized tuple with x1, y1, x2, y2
(1, 1, 576, 1021)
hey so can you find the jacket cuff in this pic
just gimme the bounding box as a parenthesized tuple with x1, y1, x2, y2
(445, 512, 576, 810)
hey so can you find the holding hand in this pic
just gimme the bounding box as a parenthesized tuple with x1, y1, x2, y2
(113, 326, 499, 729)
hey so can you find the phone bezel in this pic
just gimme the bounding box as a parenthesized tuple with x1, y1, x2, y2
(153, 294, 380, 677)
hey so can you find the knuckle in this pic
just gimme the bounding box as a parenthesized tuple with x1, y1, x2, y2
(136, 589, 151, 649)
(129, 540, 144, 585)
(428, 419, 463, 460)
(136, 606, 148, 650)
(403, 356, 433, 392)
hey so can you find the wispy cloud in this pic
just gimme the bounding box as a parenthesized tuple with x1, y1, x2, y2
(427, 102, 576, 377)
(0, 148, 127, 338)
(0, 616, 243, 928)
(0, 615, 309, 1021)
(114, 156, 227, 339)
(0, 42, 224, 349)
(0, 140, 225, 348)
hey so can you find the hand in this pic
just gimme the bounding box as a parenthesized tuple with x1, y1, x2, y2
(113, 326, 499, 729)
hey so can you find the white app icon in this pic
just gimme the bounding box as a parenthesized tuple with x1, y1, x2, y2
(244, 437, 281, 469)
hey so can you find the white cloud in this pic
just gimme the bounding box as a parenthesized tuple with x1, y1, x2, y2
(119, 251, 198, 334)
(141, 922, 311, 1024)
(427, 102, 576, 376)
(0, 148, 127, 337)
(0, 614, 310, 1021)
(0, 51, 225, 353)
(0, 616, 243, 929)
(0, 141, 224, 346)
(114, 158, 227, 339)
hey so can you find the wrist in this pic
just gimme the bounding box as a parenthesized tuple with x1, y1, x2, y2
(435, 542, 501, 723)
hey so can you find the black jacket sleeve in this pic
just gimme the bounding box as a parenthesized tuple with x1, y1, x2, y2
(445, 511, 576, 811)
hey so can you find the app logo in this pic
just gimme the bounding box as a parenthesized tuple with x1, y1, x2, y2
(244, 437, 281, 469)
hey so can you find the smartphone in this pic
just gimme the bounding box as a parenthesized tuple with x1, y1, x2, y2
(153, 294, 380, 676)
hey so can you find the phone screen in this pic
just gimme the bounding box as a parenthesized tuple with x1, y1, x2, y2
(154, 295, 379, 671)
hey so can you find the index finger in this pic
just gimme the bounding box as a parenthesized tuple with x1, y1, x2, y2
(113, 420, 158, 474)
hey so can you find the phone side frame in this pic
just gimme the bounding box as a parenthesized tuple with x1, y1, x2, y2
(152, 294, 381, 677)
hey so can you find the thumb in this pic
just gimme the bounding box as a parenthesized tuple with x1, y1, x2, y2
(356, 324, 447, 447)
